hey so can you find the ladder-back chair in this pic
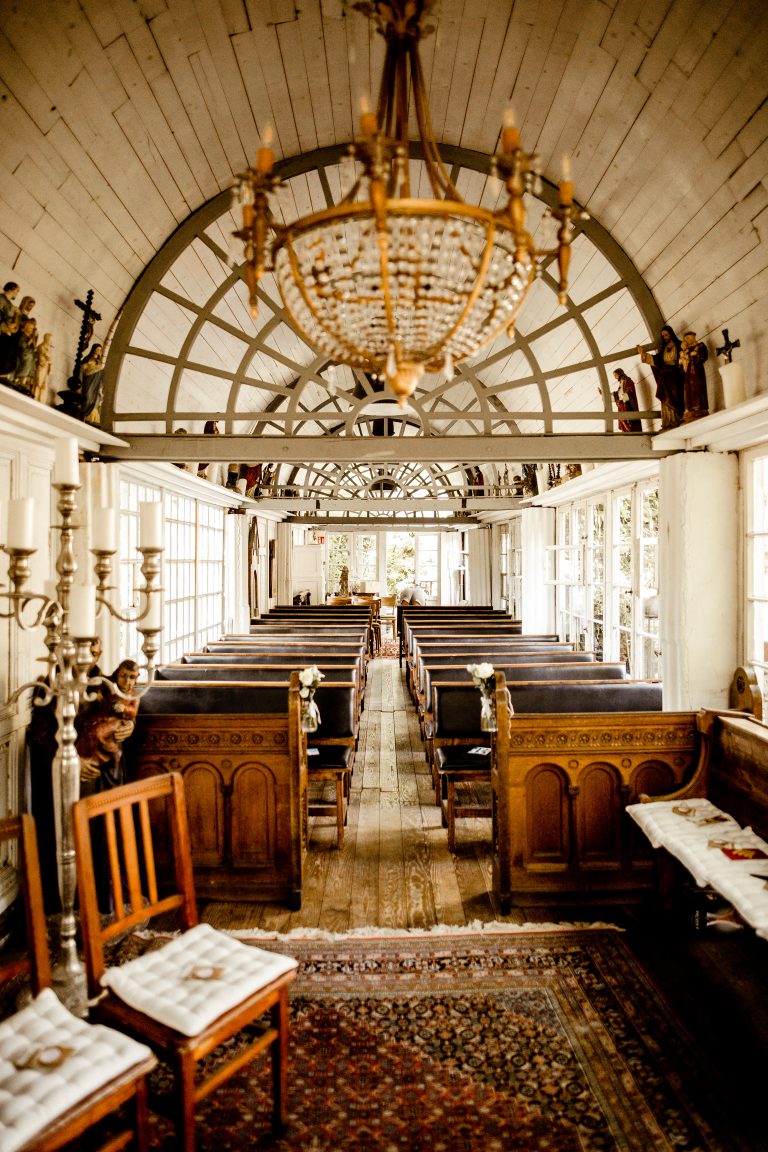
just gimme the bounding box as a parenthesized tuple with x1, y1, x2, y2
(72, 772, 298, 1152)
(0, 813, 156, 1152)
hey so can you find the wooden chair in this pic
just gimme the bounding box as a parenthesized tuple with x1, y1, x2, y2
(0, 814, 156, 1152)
(379, 595, 397, 639)
(72, 773, 298, 1152)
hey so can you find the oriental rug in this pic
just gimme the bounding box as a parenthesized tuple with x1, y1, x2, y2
(141, 928, 747, 1152)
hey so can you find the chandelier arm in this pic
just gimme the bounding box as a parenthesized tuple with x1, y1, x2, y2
(409, 39, 462, 203)
(377, 35, 398, 140)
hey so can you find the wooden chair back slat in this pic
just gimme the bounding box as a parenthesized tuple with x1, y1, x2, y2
(138, 797, 159, 906)
(0, 814, 51, 995)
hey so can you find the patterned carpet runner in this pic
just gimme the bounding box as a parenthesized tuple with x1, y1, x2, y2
(139, 928, 747, 1151)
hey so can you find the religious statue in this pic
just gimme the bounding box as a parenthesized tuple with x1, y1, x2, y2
(680, 331, 709, 422)
(0, 290, 37, 391)
(339, 565, 350, 596)
(637, 325, 683, 430)
(12, 315, 38, 395)
(75, 658, 140, 911)
(33, 332, 53, 403)
(80, 342, 105, 424)
(521, 464, 538, 498)
(611, 368, 641, 432)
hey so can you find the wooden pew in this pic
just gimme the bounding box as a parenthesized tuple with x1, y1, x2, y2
(398, 606, 512, 664)
(488, 673, 693, 911)
(418, 661, 627, 732)
(430, 677, 664, 852)
(125, 678, 307, 908)
(626, 708, 768, 936)
(157, 662, 365, 727)
(410, 640, 577, 700)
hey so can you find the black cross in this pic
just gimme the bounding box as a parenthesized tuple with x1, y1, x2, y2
(715, 328, 740, 363)
(73, 290, 102, 373)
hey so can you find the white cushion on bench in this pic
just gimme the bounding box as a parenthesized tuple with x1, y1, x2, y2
(100, 922, 298, 1036)
(0, 988, 152, 1152)
(627, 798, 768, 939)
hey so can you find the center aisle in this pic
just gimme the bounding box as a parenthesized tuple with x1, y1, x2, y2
(203, 657, 532, 934)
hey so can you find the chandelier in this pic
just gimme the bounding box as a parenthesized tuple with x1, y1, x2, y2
(235, 0, 586, 407)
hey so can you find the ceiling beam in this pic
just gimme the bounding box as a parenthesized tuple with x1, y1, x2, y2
(106, 433, 670, 465)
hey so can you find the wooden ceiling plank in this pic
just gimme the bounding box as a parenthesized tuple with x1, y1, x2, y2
(425, 0, 462, 143)
(63, 65, 178, 241)
(637, 0, 705, 91)
(705, 57, 768, 161)
(191, 0, 261, 162)
(113, 100, 191, 220)
(189, 49, 248, 170)
(441, 12, 485, 144)
(13, 153, 130, 289)
(459, 4, 517, 151)
(219, 0, 251, 36)
(78, 0, 126, 47)
(149, 8, 231, 177)
(104, 35, 204, 207)
(570, 33, 649, 201)
(540, 45, 614, 181)
(322, 16, 354, 144)
(672, 3, 754, 124)
(0, 75, 72, 193)
(244, 0, 301, 157)
(507, 0, 565, 144)
(633, 142, 743, 276)
(298, 2, 334, 146)
(149, 72, 221, 199)
(0, 31, 61, 137)
(45, 116, 157, 263)
(231, 31, 283, 159)
(277, 19, 319, 154)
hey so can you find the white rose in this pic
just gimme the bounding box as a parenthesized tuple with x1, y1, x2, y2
(299, 667, 318, 687)
(475, 662, 494, 680)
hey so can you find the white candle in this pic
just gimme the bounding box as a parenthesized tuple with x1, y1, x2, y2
(53, 438, 80, 486)
(143, 593, 162, 631)
(69, 584, 96, 637)
(561, 154, 572, 182)
(7, 497, 35, 550)
(139, 501, 163, 550)
(92, 507, 116, 552)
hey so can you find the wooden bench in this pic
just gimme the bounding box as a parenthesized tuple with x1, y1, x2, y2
(125, 677, 306, 908)
(418, 660, 626, 726)
(626, 708, 768, 938)
(431, 677, 664, 854)
(488, 673, 693, 911)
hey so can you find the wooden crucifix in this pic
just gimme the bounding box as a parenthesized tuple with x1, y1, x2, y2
(715, 328, 740, 363)
(57, 289, 102, 419)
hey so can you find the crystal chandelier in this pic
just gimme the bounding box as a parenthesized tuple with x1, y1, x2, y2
(235, 0, 586, 407)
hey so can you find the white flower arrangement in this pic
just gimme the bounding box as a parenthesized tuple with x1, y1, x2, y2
(298, 665, 324, 698)
(467, 662, 495, 692)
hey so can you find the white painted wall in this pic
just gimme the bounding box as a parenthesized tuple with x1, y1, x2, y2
(521, 507, 556, 634)
(659, 452, 739, 710)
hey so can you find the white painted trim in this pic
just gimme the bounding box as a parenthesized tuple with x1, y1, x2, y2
(652, 391, 768, 454)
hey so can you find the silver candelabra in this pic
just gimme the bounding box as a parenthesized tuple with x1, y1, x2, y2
(2, 447, 163, 1015)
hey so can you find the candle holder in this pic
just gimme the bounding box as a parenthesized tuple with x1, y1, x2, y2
(2, 465, 163, 1016)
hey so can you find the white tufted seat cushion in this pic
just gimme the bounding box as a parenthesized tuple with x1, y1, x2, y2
(0, 987, 153, 1152)
(100, 923, 298, 1036)
(627, 798, 768, 939)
